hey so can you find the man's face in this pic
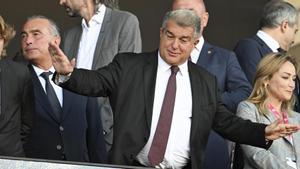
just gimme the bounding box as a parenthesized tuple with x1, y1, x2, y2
(283, 23, 298, 50)
(21, 18, 59, 64)
(59, 0, 83, 17)
(159, 19, 199, 66)
(172, 0, 208, 34)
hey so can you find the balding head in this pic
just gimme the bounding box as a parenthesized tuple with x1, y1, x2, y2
(172, 0, 209, 35)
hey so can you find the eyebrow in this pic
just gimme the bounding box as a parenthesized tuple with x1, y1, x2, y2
(20, 29, 42, 35)
(166, 30, 191, 39)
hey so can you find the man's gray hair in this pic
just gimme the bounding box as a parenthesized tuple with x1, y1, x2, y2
(162, 9, 201, 38)
(26, 15, 60, 37)
(259, 0, 298, 29)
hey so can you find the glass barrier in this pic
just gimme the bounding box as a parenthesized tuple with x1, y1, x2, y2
(0, 156, 152, 169)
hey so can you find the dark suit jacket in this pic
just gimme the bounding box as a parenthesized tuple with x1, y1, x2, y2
(62, 7, 142, 149)
(0, 58, 34, 157)
(59, 51, 270, 169)
(197, 41, 251, 113)
(234, 35, 272, 84)
(24, 66, 107, 163)
(197, 42, 251, 169)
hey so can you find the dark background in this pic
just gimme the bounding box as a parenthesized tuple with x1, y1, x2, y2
(1, 0, 269, 56)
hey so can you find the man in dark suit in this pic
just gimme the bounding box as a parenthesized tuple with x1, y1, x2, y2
(59, 0, 142, 150)
(0, 15, 34, 157)
(21, 15, 106, 163)
(172, 0, 252, 168)
(50, 9, 299, 169)
(233, 1, 299, 168)
(0, 59, 34, 157)
(234, 0, 298, 84)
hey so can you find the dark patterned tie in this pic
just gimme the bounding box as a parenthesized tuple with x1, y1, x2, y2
(148, 66, 179, 166)
(40, 71, 62, 120)
(277, 47, 287, 53)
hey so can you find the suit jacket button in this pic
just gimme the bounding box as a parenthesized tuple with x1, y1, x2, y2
(103, 130, 107, 135)
(59, 126, 64, 131)
(56, 145, 62, 150)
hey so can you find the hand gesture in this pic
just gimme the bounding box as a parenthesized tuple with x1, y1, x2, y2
(48, 42, 76, 75)
(265, 120, 300, 140)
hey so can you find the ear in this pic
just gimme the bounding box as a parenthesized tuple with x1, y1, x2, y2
(201, 12, 209, 28)
(193, 38, 200, 46)
(160, 27, 164, 37)
(280, 20, 289, 33)
(53, 36, 61, 46)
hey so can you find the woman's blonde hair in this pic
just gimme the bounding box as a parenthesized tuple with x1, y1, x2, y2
(248, 52, 297, 115)
(0, 15, 16, 57)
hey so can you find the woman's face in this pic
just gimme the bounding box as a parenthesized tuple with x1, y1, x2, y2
(267, 61, 296, 102)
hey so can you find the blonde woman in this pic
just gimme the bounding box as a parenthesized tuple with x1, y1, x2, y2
(237, 53, 300, 169)
(0, 15, 34, 157)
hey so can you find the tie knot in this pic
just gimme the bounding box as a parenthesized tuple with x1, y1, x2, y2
(277, 47, 287, 53)
(41, 71, 53, 81)
(171, 66, 179, 75)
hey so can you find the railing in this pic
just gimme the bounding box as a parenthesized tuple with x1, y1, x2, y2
(0, 156, 152, 169)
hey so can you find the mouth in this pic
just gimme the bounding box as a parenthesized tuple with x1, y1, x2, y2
(167, 50, 180, 57)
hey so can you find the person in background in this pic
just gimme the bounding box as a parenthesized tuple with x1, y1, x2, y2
(0, 15, 34, 157)
(234, 0, 298, 84)
(237, 53, 300, 169)
(58, 0, 142, 151)
(50, 9, 299, 169)
(172, 0, 252, 168)
(21, 15, 106, 162)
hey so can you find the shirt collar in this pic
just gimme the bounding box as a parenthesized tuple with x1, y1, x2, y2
(32, 65, 55, 77)
(256, 30, 280, 52)
(81, 4, 106, 28)
(157, 51, 188, 76)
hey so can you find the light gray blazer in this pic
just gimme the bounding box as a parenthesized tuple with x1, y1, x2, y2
(62, 7, 142, 150)
(237, 101, 300, 169)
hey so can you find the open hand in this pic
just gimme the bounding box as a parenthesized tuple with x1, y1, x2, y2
(49, 42, 76, 75)
(265, 120, 300, 140)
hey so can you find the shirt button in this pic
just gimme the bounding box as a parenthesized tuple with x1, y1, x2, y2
(56, 145, 62, 150)
(59, 126, 64, 131)
(103, 130, 107, 135)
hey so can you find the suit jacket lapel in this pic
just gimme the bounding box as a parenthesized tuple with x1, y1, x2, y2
(143, 51, 158, 132)
(196, 41, 214, 68)
(188, 62, 203, 143)
(288, 115, 300, 147)
(69, 26, 82, 60)
(61, 89, 73, 121)
(253, 35, 273, 56)
(92, 8, 112, 69)
(28, 65, 60, 123)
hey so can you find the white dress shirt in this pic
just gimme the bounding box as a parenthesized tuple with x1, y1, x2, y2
(76, 4, 106, 69)
(137, 52, 192, 169)
(32, 65, 63, 106)
(256, 30, 280, 52)
(189, 36, 204, 64)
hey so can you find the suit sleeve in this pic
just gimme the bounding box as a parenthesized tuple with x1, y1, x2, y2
(59, 53, 123, 98)
(220, 52, 252, 113)
(234, 39, 262, 84)
(118, 14, 142, 53)
(211, 77, 268, 148)
(20, 68, 35, 144)
(86, 97, 107, 163)
(237, 101, 294, 169)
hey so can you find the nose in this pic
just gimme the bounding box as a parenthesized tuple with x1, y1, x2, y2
(289, 79, 296, 90)
(23, 35, 33, 46)
(171, 39, 179, 49)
